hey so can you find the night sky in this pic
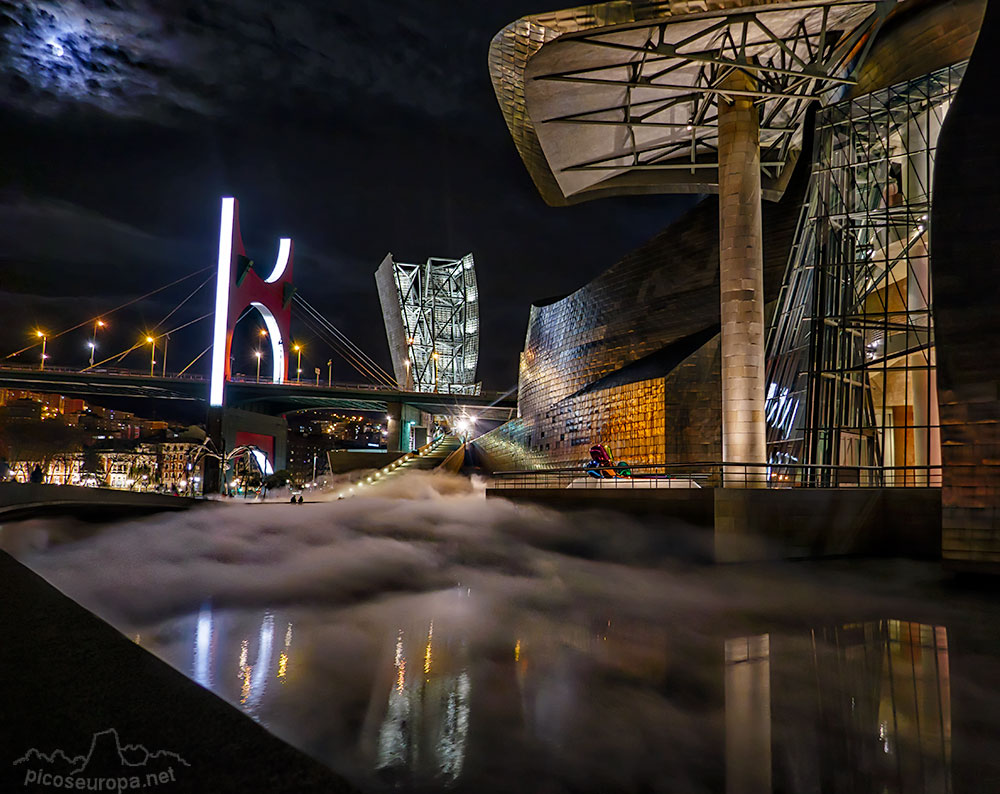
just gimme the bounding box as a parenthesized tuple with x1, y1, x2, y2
(0, 1, 694, 393)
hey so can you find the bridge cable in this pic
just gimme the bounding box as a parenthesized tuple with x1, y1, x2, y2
(178, 343, 213, 376)
(294, 311, 395, 387)
(294, 295, 396, 385)
(291, 305, 391, 386)
(292, 295, 397, 387)
(81, 313, 212, 372)
(293, 312, 381, 383)
(294, 310, 396, 387)
(151, 275, 214, 331)
(4, 265, 213, 360)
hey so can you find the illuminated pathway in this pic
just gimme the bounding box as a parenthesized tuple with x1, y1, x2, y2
(347, 435, 462, 495)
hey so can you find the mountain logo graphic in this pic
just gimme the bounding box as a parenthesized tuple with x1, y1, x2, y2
(14, 729, 189, 790)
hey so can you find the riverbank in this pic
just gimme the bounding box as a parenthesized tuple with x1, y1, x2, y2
(0, 551, 357, 793)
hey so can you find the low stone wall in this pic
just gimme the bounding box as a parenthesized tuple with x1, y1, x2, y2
(486, 486, 942, 562)
(714, 488, 941, 562)
(0, 483, 198, 522)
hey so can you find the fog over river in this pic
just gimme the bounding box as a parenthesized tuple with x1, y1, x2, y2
(6, 473, 1000, 793)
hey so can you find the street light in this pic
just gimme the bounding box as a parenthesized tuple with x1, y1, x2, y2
(35, 330, 47, 371)
(146, 335, 155, 377)
(90, 319, 105, 367)
(432, 350, 440, 392)
(255, 350, 262, 383)
(293, 343, 302, 383)
(327, 359, 332, 387)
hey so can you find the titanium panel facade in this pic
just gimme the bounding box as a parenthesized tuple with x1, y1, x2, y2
(474, 168, 803, 469)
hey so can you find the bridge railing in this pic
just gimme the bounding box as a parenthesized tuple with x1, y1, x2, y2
(0, 363, 514, 403)
(489, 461, 945, 490)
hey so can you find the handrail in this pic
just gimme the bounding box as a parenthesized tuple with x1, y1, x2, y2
(489, 461, 947, 489)
(0, 363, 512, 401)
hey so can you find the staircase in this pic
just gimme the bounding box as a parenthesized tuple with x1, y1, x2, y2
(351, 435, 462, 493)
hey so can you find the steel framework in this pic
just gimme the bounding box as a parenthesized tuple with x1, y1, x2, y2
(491, 0, 894, 205)
(377, 254, 481, 395)
(765, 61, 965, 485)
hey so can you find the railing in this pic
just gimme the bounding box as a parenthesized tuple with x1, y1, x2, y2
(489, 461, 945, 490)
(0, 363, 512, 401)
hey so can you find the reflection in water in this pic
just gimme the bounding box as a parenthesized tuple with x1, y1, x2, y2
(245, 612, 274, 715)
(173, 602, 954, 792)
(368, 622, 471, 787)
(192, 603, 213, 687)
(725, 634, 771, 794)
(277, 622, 292, 681)
(728, 619, 951, 794)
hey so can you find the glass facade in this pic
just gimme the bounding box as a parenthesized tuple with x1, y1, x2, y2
(766, 63, 967, 486)
(378, 254, 481, 395)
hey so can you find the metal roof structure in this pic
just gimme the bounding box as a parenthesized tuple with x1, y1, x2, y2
(490, 0, 896, 206)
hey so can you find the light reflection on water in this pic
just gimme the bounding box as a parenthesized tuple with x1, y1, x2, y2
(146, 600, 955, 794)
(10, 500, 996, 792)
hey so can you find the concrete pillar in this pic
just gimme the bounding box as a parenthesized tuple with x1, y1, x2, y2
(385, 401, 403, 452)
(203, 406, 224, 495)
(717, 70, 766, 484)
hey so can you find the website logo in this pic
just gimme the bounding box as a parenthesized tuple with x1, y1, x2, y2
(14, 728, 189, 791)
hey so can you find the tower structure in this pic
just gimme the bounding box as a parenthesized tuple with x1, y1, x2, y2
(209, 196, 295, 407)
(375, 253, 481, 395)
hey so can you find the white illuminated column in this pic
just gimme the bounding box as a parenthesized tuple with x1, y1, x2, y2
(210, 198, 290, 406)
(265, 238, 291, 284)
(210, 197, 235, 407)
(250, 302, 286, 383)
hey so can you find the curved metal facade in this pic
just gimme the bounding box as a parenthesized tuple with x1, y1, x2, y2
(480, 0, 986, 487)
(489, 0, 894, 207)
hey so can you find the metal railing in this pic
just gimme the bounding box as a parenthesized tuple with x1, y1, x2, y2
(0, 363, 512, 401)
(489, 461, 945, 490)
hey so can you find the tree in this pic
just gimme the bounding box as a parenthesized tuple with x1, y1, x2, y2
(0, 420, 86, 475)
(81, 446, 107, 486)
(263, 469, 290, 490)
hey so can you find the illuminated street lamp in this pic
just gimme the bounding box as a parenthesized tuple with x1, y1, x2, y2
(146, 335, 155, 377)
(293, 343, 302, 383)
(35, 330, 47, 371)
(327, 359, 332, 387)
(89, 319, 105, 367)
(255, 350, 262, 383)
(432, 350, 440, 393)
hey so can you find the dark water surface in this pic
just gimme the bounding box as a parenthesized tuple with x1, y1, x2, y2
(6, 487, 1000, 793)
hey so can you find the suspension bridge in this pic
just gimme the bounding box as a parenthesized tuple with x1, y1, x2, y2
(0, 197, 515, 485)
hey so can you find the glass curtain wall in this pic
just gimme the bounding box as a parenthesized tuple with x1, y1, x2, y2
(766, 62, 967, 486)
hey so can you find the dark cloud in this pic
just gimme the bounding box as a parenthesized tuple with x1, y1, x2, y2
(0, 1, 695, 388)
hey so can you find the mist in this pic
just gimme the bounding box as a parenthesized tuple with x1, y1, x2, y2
(5, 473, 1000, 793)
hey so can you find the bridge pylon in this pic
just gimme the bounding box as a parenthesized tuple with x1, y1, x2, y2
(206, 197, 295, 493)
(209, 196, 295, 407)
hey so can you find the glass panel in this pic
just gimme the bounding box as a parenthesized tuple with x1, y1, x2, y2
(765, 61, 967, 486)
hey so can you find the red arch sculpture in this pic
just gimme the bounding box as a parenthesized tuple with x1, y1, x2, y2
(209, 197, 295, 406)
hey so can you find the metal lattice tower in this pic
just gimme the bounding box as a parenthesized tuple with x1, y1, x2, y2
(375, 253, 481, 395)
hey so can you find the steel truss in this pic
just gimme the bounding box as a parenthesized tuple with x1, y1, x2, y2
(390, 255, 481, 396)
(765, 61, 966, 485)
(534, 0, 893, 180)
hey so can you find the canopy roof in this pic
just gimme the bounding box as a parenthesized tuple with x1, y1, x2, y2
(490, 0, 895, 205)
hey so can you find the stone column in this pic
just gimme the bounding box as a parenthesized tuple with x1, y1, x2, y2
(717, 70, 766, 485)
